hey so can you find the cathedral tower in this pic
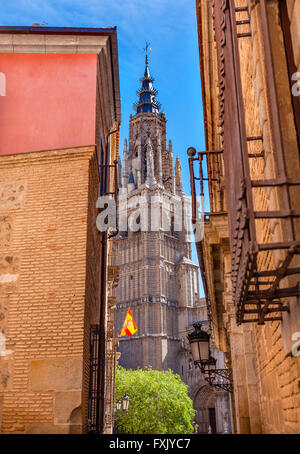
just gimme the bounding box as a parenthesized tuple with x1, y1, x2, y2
(114, 51, 202, 374)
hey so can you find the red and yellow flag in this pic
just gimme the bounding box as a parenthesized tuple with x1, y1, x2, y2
(120, 307, 137, 337)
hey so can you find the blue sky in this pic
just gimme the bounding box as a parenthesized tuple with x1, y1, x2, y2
(1, 0, 206, 294)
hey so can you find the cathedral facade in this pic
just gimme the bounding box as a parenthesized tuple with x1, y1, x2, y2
(114, 54, 231, 433)
(114, 53, 201, 373)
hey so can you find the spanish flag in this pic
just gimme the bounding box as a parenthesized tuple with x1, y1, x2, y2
(120, 307, 138, 337)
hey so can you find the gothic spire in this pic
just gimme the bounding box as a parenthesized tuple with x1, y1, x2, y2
(134, 43, 161, 114)
(122, 138, 129, 185)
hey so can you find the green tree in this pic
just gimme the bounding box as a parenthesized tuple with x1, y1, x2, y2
(114, 366, 196, 434)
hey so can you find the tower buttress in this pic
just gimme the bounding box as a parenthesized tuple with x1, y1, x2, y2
(122, 139, 129, 186)
(145, 137, 156, 186)
(168, 140, 175, 194)
(156, 135, 163, 184)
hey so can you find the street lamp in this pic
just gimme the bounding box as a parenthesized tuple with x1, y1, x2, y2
(115, 394, 130, 413)
(187, 322, 210, 364)
(187, 322, 233, 393)
(116, 400, 121, 411)
(121, 394, 130, 412)
(203, 360, 233, 393)
(202, 356, 217, 379)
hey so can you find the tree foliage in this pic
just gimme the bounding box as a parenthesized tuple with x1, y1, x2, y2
(114, 366, 196, 434)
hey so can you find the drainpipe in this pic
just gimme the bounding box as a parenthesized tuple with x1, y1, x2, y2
(97, 127, 119, 433)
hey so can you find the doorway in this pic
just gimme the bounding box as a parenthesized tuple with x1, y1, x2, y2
(209, 407, 217, 434)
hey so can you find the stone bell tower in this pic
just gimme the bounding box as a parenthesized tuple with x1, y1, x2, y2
(114, 49, 202, 375)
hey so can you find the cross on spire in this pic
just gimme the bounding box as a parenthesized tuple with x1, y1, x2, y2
(143, 41, 151, 66)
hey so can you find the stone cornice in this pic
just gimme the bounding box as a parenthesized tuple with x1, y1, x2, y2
(0, 145, 97, 168)
(129, 111, 166, 123)
(0, 32, 108, 54)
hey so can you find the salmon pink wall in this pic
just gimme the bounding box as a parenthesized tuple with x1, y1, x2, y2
(0, 53, 97, 155)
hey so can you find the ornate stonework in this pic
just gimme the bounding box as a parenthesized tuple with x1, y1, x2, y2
(114, 55, 230, 433)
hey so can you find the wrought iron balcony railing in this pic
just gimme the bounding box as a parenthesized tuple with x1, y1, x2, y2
(188, 0, 300, 325)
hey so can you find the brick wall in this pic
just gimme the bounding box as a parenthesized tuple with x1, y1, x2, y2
(249, 0, 300, 433)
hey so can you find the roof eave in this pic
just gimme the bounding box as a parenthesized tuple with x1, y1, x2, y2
(0, 25, 117, 35)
